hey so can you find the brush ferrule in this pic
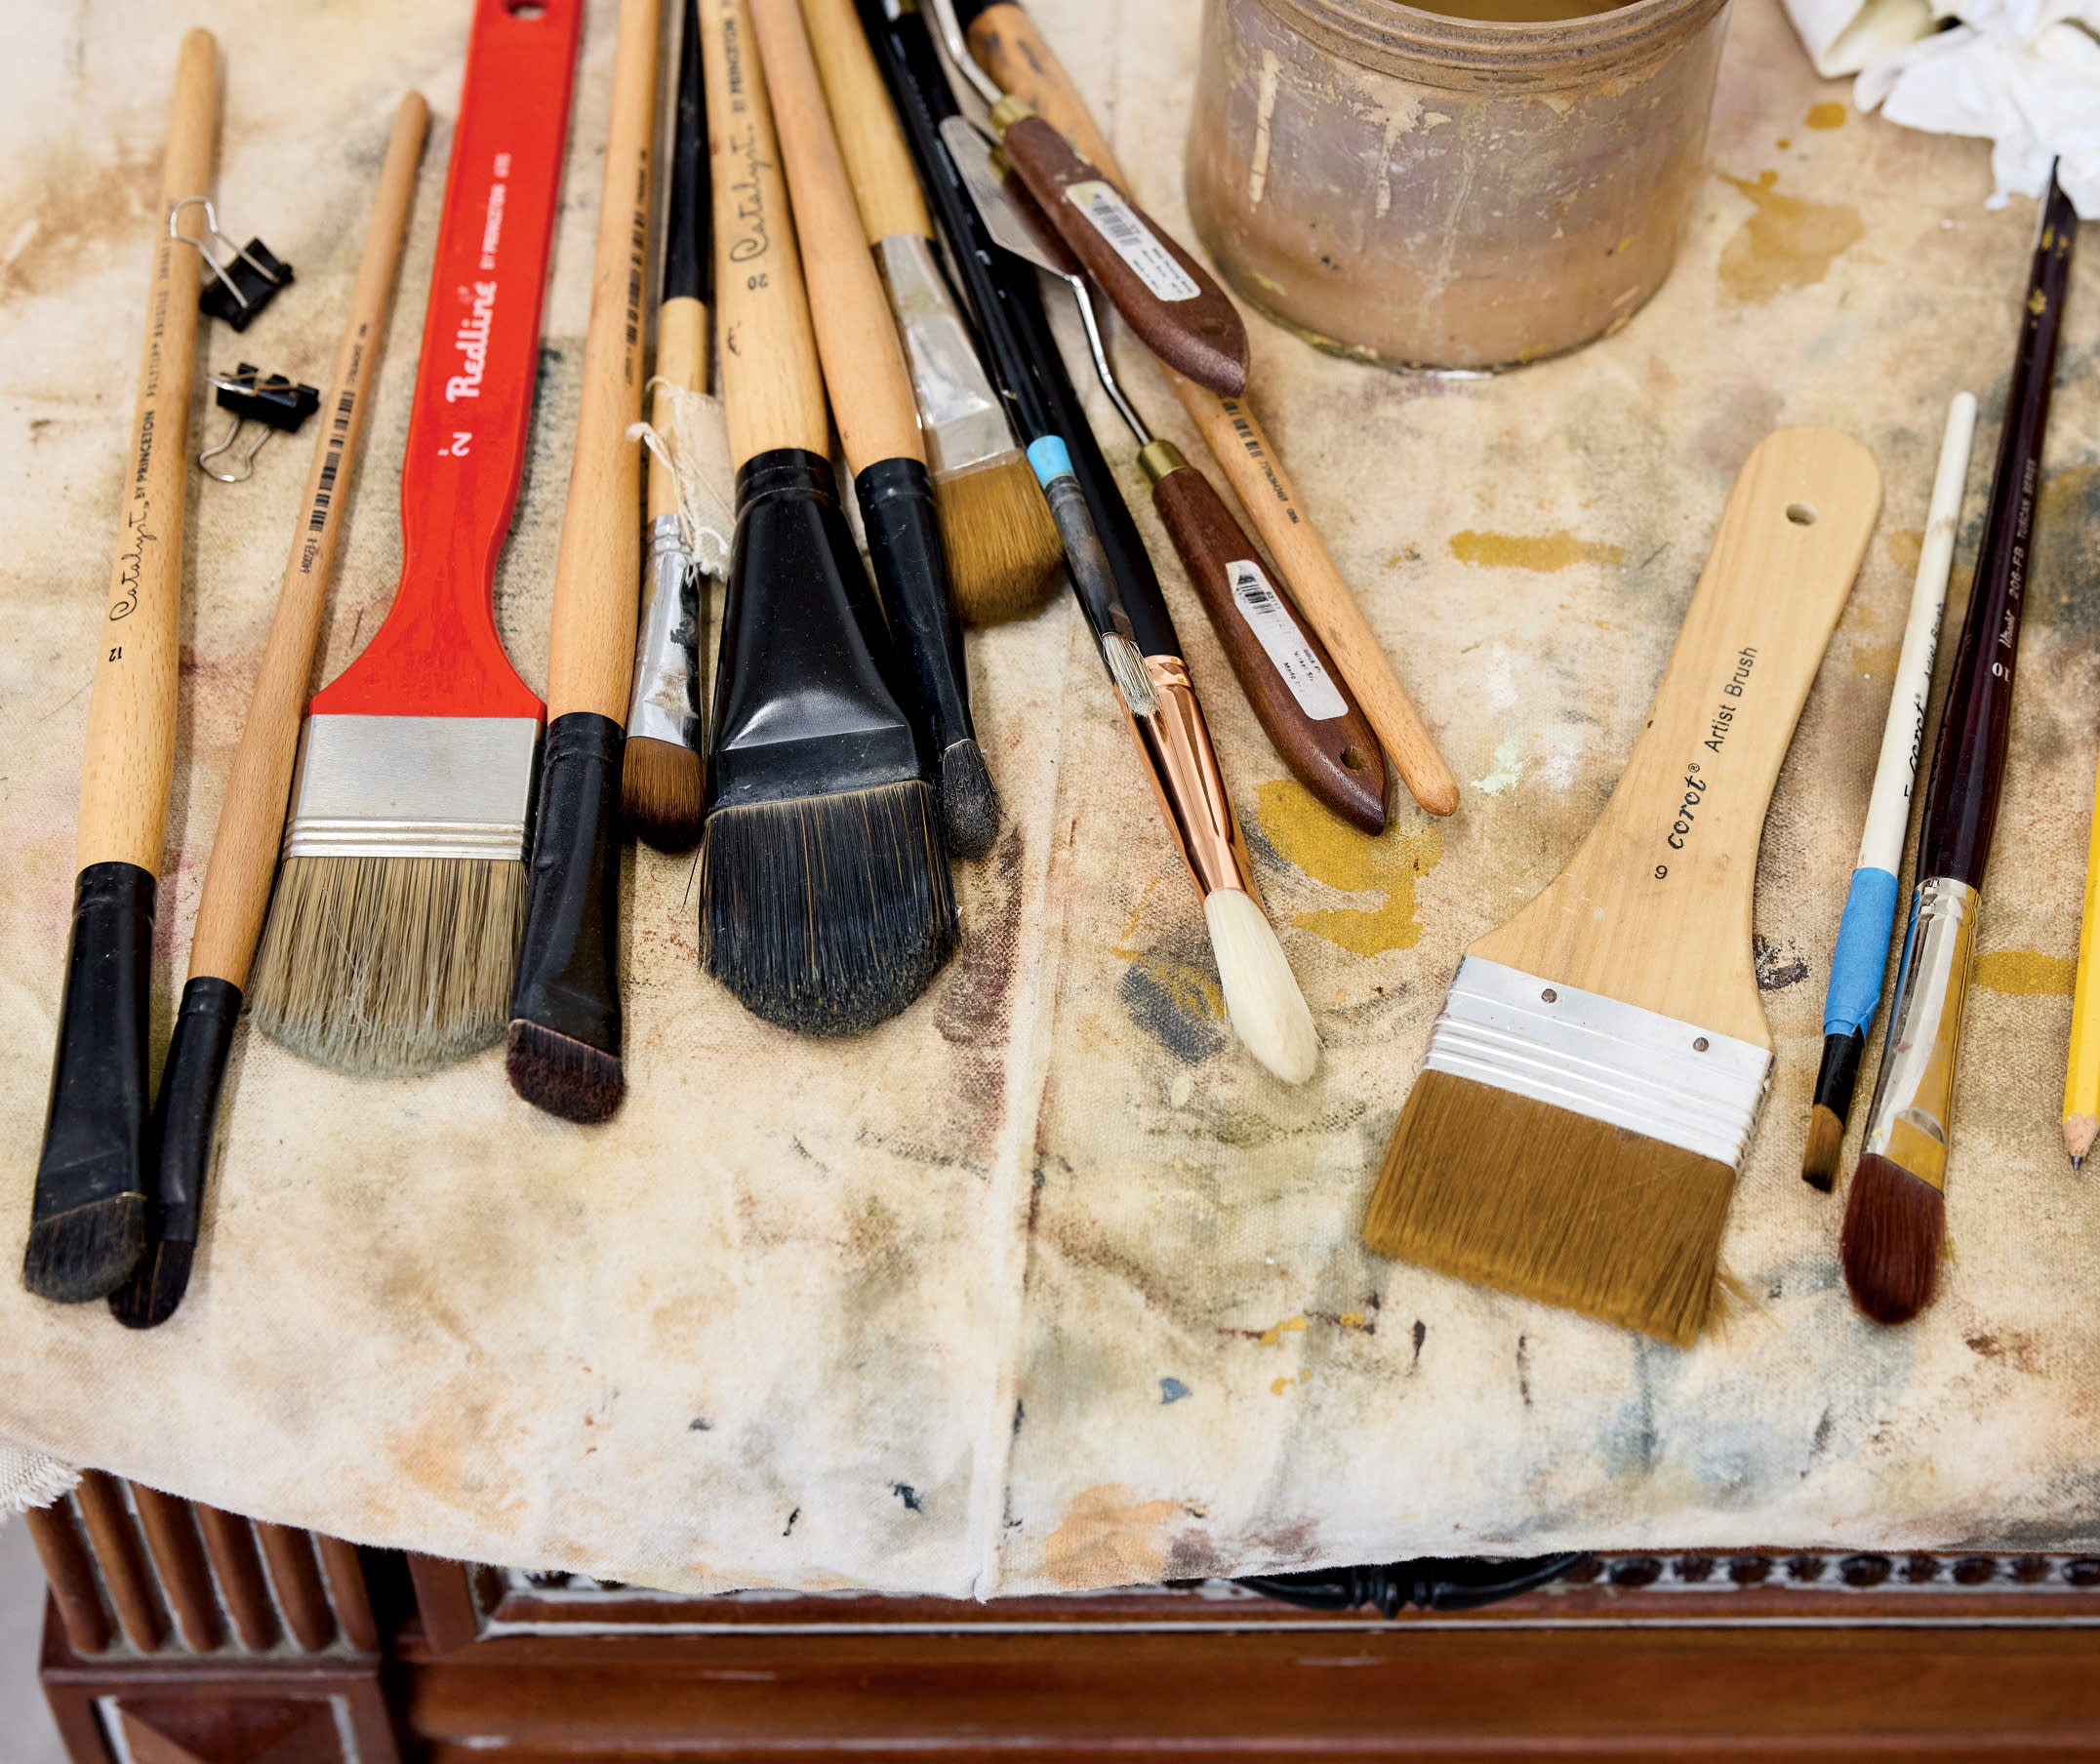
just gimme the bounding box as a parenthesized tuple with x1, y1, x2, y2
(1129, 653, 1259, 903)
(149, 976, 242, 1245)
(627, 512, 702, 749)
(1859, 876, 1978, 1193)
(874, 233, 1011, 477)
(285, 713, 542, 861)
(511, 711, 625, 1061)
(1422, 957, 1770, 1169)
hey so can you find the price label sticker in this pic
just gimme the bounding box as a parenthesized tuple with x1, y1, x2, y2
(1065, 180, 1199, 303)
(1229, 560, 1348, 720)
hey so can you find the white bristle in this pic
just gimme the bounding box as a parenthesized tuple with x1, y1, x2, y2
(1203, 888, 1319, 1086)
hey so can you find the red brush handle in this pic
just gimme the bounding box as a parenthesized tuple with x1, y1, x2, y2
(310, 0, 581, 721)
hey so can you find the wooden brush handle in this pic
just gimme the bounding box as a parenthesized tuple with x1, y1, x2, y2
(1474, 428, 1881, 1048)
(76, 28, 217, 874)
(705, 0, 829, 465)
(648, 293, 709, 523)
(546, 0, 661, 722)
(965, 2, 1117, 176)
(798, 0, 932, 245)
(187, 94, 428, 988)
(750, 0, 921, 473)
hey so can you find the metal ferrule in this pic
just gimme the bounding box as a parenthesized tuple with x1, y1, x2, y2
(1126, 653, 1260, 903)
(873, 233, 1011, 478)
(1137, 440, 1186, 487)
(284, 712, 541, 862)
(1422, 957, 1772, 1168)
(627, 511, 701, 749)
(1859, 877, 1980, 1192)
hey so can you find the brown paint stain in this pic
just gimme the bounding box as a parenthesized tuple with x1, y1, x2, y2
(1885, 528, 1925, 571)
(1973, 949, 2074, 996)
(1041, 1485, 1181, 1588)
(1717, 172, 1863, 304)
(1257, 780, 1442, 957)
(1805, 102, 1846, 130)
(1852, 643, 1902, 678)
(1449, 529, 1624, 572)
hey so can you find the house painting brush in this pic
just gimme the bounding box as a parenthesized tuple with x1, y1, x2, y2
(626, 0, 711, 855)
(22, 29, 218, 1305)
(1800, 392, 1975, 1192)
(1363, 429, 1881, 1345)
(948, 0, 1460, 819)
(1842, 169, 2079, 1326)
(798, 0, 1062, 627)
(249, 0, 583, 1078)
(507, 0, 661, 1124)
(699, 0, 956, 1036)
(106, 93, 430, 1329)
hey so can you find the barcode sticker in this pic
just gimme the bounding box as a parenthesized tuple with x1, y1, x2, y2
(1065, 180, 1200, 303)
(1229, 560, 1348, 720)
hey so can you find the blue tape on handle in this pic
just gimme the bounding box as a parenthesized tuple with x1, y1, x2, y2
(1027, 435, 1073, 487)
(1823, 865, 1902, 1037)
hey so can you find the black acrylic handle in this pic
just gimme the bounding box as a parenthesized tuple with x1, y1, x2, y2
(512, 711, 626, 1062)
(666, 0, 710, 305)
(857, 456, 974, 759)
(149, 976, 241, 1248)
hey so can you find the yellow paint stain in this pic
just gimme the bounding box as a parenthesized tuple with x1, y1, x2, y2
(1885, 528, 1924, 571)
(1776, 136, 1792, 149)
(1339, 1311, 1367, 1329)
(1270, 1377, 1292, 1395)
(1717, 172, 1863, 304)
(1974, 949, 2075, 996)
(1449, 529, 1624, 572)
(1041, 1485, 1181, 1589)
(1805, 101, 1845, 130)
(1258, 779, 1443, 957)
(1259, 1314, 1309, 1346)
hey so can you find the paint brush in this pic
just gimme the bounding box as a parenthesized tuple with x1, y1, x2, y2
(699, 0, 956, 1035)
(105, 94, 429, 1328)
(1842, 169, 2078, 1325)
(626, 0, 712, 855)
(1800, 392, 1975, 1191)
(506, 0, 661, 1123)
(948, 0, 1459, 818)
(22, 29, 217, 1304)
(865, 0, 1317, 1083)
(1362, 430, 1880, 1344)
(249, 0, 583, 1078)
(799, 0, 1062, 627)
(943, 116, 1387, 835)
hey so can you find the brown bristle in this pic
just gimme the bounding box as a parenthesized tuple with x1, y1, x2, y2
(506, 1021, 626, 1124)
(1839, 1152, 1944, 1325)
(622, 735, 706, 854)
(1361, 1069, 1735, 1347)
(1800, 1104, 1845, 1192)
(107, 1237, 195, 1329)
(20, 1194, 144, 1304)
(250, 855, 526, 1078)
(933, 455, 1064, 626)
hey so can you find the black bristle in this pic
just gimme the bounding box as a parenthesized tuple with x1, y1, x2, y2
(22, 1195, 145, 1305)
(700, 782, 957, 1036)
(506, 1021, 626, 1124)
(107, 1237, 195, 1330)
(940, 739, 1000, 861)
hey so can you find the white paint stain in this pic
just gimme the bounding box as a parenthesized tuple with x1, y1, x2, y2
(1248, 50, 1279, 208)
(1472, 721, 1526, 796)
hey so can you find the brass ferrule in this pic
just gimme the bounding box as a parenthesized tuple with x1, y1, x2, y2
(1123, 654, 1261, 904)
(1860, 876, 1980, 1192)
(1137, 439, 1187, 487)
(989, 94, 1033, 136)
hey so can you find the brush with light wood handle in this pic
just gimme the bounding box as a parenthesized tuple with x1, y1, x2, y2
(23, 29, 219, 1305)
(949, 0, 1459, 820)
(1363, 429, 1881, 1345)
(105, 93, 430, 1328)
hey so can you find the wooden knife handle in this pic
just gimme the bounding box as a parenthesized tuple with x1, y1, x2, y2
(966, 3, 1118, 176)
(799, 0, 933, 246)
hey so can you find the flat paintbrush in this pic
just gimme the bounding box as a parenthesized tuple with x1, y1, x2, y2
(1841, 169, 2079, 1324)
(22, 30, 218, 1304)
(107, 94, 430, 1327)
(250, 0, 583, 1078)
(1363, 430, 1880, 1344)
(699, 0, 956, 1035)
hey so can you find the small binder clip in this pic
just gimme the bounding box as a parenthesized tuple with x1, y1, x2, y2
(171, 196, 294, 332)
(200, 363, 320, 483)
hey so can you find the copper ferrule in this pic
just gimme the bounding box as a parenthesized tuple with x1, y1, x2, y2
(1859, 876, 1979, 1193)
(1121, 653, 1260, 904)
(1137, 439, 1186, 487)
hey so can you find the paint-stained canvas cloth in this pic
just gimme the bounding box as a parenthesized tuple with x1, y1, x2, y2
(0, 0, 2095, 1596)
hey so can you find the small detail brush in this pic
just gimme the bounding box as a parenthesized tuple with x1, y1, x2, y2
(507, 0, 662, 1123)
(625, 0, 710, 854)
(699, 0, 956, 1034)
(1842, 169, 2077, 1325)
(250, 0, 583, 1078)
(106, 93, 429, 1328)
(1800, 391, 1974, 1191)
(799, 0, 1061, 627)
(23, 29, 218, 1304)
(1363, 429, 1880, 1344)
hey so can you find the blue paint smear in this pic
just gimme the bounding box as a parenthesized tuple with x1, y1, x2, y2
(1159, 1378, 1191, 1405)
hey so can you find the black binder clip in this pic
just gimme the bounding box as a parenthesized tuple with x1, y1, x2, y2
(200, 364, 320, 483)
(171, 196, 294, 332)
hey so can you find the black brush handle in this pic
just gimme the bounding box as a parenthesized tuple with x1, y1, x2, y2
(25, 862, 153, 1301)
(1918, 175, 2077, 889)
(512, 711, 626, 1060)
(666, 0, 710, 305)
(145, 977, 241, 1250)
(857, 456, 974, 758)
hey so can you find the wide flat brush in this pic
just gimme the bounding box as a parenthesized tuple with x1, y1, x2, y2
(23, 29, 218, 1304)
(1842, 170, 2078, 1325)
(1800, 392, 1974, 1191)
(699, 0, 956, 1036)
(626, 0, 710, 855)
(106, 94, 429, 1328)
(250, 0, 583, 1078)
(1363, 430, 1880, 1345)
